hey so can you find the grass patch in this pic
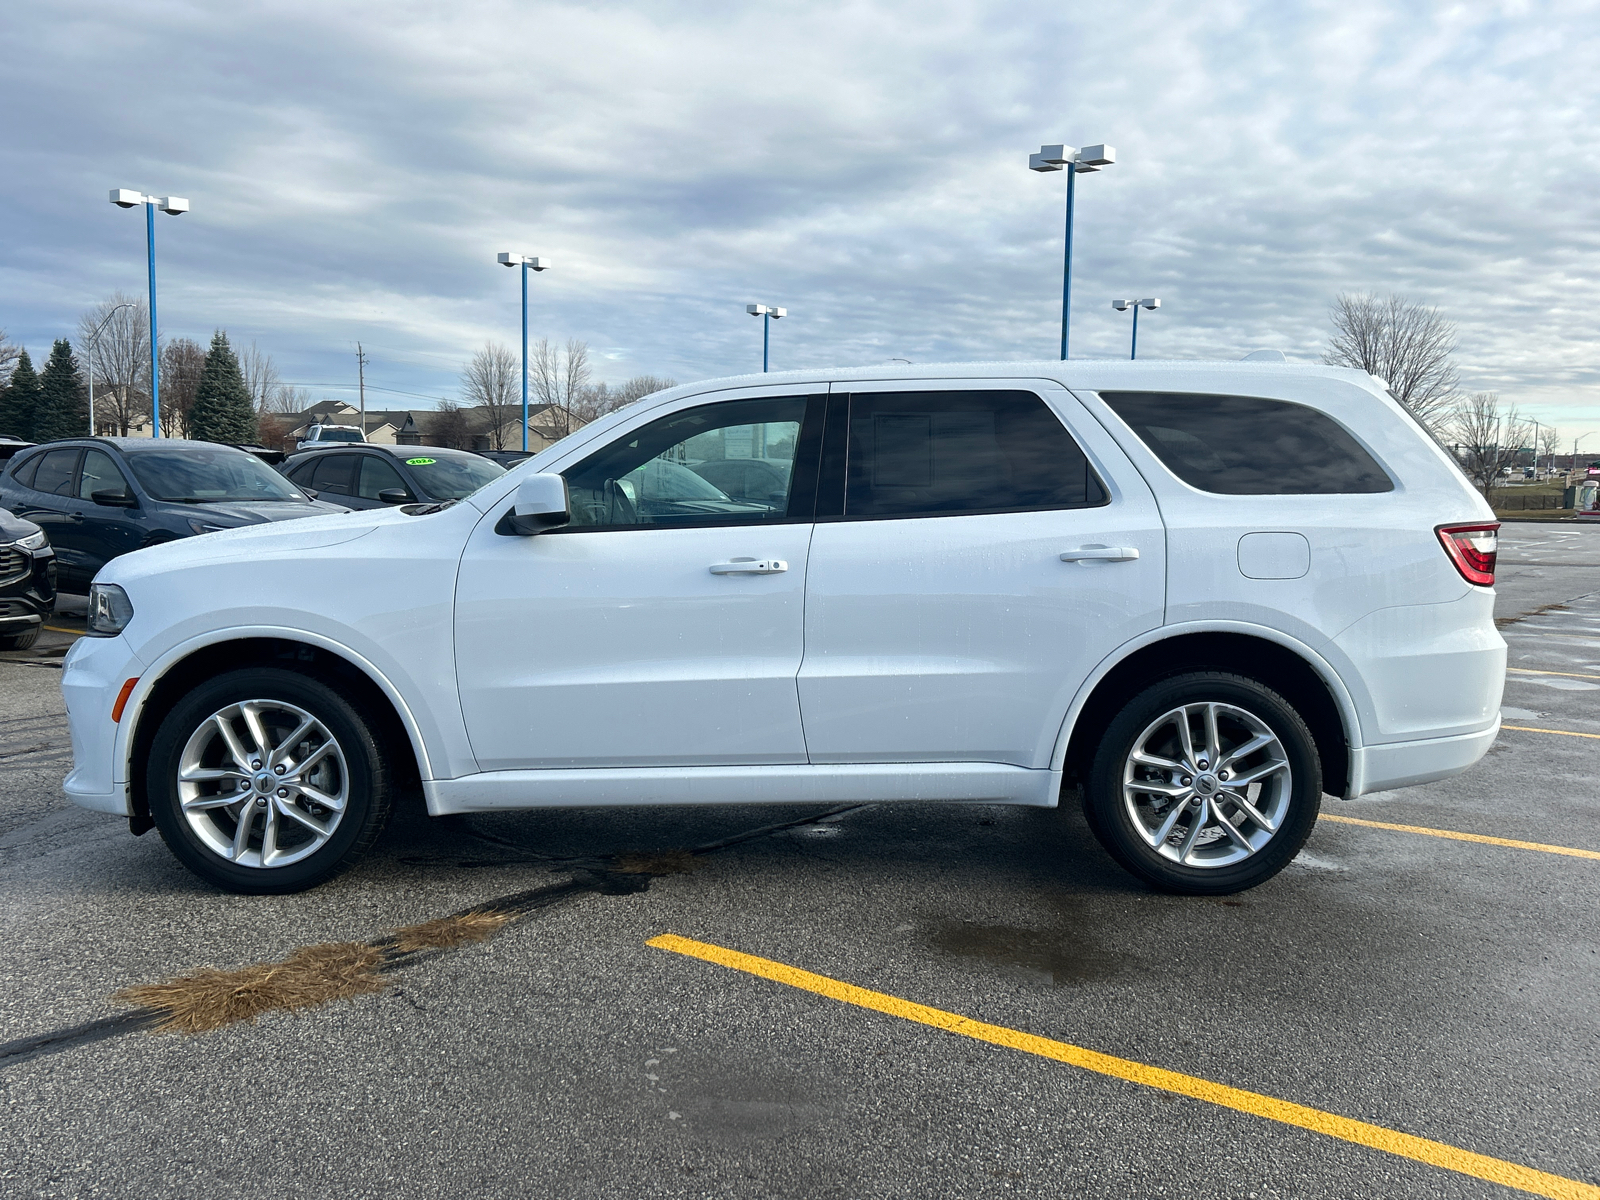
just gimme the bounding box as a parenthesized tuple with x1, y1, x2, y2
(389, 910, 512, 952)
(613, 849, 700, 875)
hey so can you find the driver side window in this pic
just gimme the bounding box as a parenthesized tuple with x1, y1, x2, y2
(562, 396, 810, 529)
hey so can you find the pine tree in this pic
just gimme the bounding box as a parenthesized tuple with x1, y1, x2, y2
(33, 340, 89, 442)
(188, 331, 258, 444)
(0, 348, 41, 441)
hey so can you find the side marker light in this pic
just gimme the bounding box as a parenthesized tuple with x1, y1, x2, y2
(113, 678, 140, 723)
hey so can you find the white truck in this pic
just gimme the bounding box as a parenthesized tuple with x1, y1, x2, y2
(296, 423, 365, 450)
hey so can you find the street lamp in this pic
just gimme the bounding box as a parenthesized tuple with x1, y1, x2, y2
(1573, 432, 1595, 479)
(1112, 297, 1160, 359)
(110, 189, 188, 437)
(1028, 143, 1116, 360)
(83, 302, 135, 437)
(746, 304, 786, 372)
(497, 252, 552, 453)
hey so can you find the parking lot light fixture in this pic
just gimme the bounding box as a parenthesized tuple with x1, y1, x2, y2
(498, 253, 552, 453)
(1029, 143, 1115, 360)
(746, 304, 786, 372)
(1112, 297, 1160, 359)
(110, 190, 189, 437)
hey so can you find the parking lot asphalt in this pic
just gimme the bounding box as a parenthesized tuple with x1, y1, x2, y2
(1, 526, 1596, 1199)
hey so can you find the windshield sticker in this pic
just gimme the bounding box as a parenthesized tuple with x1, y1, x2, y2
(405, 457, 437, 466)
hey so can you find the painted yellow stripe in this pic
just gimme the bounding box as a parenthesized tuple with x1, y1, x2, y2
(42, 625, 81, 634)
(1503, 724, 1600, 740)
(647, 934, 1599, 1200)
(1507, 667, 1600, 682)
(1319, 813, 1600, 860)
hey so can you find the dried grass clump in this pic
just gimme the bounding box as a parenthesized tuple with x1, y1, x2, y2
(114, 942, 386, 1033)
(614, 849, 699, 876)
(389, 910, 512, 952)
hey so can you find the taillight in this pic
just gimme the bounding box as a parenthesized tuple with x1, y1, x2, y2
(1436, 522, 1498, 586)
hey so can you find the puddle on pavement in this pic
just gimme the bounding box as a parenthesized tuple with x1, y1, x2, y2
(929, 918, 1118, 985)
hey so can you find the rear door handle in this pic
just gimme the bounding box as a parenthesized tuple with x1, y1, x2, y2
(709, 558, 788, 575)
(1060, 546, 1139, 562)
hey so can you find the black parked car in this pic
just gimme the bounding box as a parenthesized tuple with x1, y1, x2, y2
(279, 444, 505, 509)
(0, 508, 56, 650)
(0, 439, 350, 593)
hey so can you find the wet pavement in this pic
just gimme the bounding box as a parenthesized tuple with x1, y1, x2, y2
(0, 529, 1596, 1199)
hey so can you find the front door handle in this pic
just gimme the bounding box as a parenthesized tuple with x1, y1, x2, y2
(1060, 546, 1140, 562)
(709, 558, 788, 575)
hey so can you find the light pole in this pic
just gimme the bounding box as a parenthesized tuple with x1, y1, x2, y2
(497, 253, 552, 453)
(1028, 143, 1115, 360)
(746, 304, 786, 372)
(110, 190, 188, 437)
(1574, 432, 1595, 479)
(83, 302, 135, 437)
(1112, 298, 1160, 359)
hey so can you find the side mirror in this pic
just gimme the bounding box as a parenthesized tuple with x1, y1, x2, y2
(505, 473, 570, 535)
(91, 489, 137, 508)
(377, 488, 411, 505)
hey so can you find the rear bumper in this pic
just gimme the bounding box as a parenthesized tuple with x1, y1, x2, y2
(1347, 718, 1500, 797)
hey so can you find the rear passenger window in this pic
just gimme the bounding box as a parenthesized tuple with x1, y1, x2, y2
(1100, 392, 1393, 495)
(843, 390, 1106, 518)
(310, 454, 355, 497)
(30, 448, 81, 497)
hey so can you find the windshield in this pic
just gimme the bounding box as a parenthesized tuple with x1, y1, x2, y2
(126, 446, 309, 502)
(403, 452, 505, 500)
(314, 429, 364, 443)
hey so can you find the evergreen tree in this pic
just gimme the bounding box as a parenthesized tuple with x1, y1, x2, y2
(0, 348, 40, 441)
(188, 331, 258, 444)
(33, 340, 89, 442)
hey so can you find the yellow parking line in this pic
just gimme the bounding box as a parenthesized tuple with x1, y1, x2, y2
(647, 934, 1599, 1200)
(1320, 813, 1600, 860)
(42, 626, 82, 634)
(1506, 666, 1600, 681)
(1502, 724, 1600, 740)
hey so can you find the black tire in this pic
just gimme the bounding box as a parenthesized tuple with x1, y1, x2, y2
(1083, 672, 1321, 895)
(0, 625, 40, 650)
(146, 667, 394, 894)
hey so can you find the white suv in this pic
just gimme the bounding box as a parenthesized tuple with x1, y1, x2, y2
(61, 362, 1504, 895)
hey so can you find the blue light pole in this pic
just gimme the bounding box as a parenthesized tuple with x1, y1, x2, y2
(1112, 298, 1161, 359)
(497, 253, 552, 453)
(110, 190, 189, 437)
(746, 304, 786, 371)
(1028, 144, 1115, 360)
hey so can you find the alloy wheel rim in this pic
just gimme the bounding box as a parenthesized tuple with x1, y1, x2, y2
(175, 700, 349, 869)
(1120, 701, 1292, 868)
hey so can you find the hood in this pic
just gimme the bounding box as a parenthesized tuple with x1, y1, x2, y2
(0, 507, 43, 543)
(184, 499, 350, 525)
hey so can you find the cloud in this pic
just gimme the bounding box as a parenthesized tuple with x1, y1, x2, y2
(2, 0, 1598, 425)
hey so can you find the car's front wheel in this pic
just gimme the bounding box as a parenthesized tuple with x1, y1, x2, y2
(146, 668, 393, 894)
(1083, 672, 1321, 895)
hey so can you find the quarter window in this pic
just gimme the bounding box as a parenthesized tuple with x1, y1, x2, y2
(562, 396, 808, 529)
(1100, 392, 1393, 495)
(842, 390, 1106, 518)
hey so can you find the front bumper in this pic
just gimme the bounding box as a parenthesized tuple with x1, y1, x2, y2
(61, 632, 144, 816)
(0, 546, 56, 630)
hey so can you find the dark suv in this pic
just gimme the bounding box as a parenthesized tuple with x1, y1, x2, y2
(0, 507, 56, 650)
(279, 444, 504, 510)
(0, 439, 349, 592)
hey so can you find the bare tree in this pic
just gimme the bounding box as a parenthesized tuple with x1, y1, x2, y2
(159, 337, 207, 438)
(1449, 392, 1530, 500)
(238, 343, 282, 413)
(530, 338, 594, 438)
(460, 342, 520, 450)
(266, 385, 312, 417)
(0, 330, 19, 387)
(428, 399, 471, 450)
(1539, 423, 1561, 474)
(571, 374, 677, 426)
(1323, 293, 1459, 430)
(76, 293, 151, 436)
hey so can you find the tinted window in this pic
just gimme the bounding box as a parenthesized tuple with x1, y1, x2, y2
(30, 448, 81, 497)
(399, 451, 503, 500)
(285, 458, 317, 485)
(78, 449, 130, 499)
(563, 397, 806, 528)
(126, 446, 306, 501)
(310, 454, 356, 497)
(1100, 392, 1393, 495)
(9, 453, 42, 490)
(843, 391, 1106, 518)
(358, 455, 410, 500)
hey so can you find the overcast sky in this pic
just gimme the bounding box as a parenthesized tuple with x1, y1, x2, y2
(3, 1, 1598, 431)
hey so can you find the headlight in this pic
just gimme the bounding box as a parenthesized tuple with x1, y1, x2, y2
(14, 530, 48, 551)
(87, 583, 135, 636)
(187, 518, 232, 535)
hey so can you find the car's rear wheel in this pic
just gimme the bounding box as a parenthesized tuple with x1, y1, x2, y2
(1083, 672, 1321, 895)
(146, 668, 393, 894)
